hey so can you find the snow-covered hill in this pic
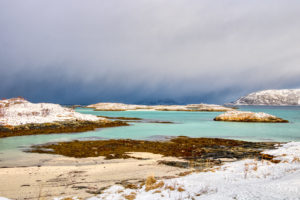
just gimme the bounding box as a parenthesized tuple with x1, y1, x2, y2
(231, 89, 300, 106)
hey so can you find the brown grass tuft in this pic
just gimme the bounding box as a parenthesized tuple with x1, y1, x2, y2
(292, 157, 300, 163)
(145, 176, 156, 187)
(124, 192, 136, 200)
(177, 186, 185, 192)
(178, 170, 194, 176)
(165, 185, 175, 191)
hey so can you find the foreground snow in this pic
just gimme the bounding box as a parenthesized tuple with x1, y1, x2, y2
(87, 142, 300, 200)
(0, 98, 101, 126)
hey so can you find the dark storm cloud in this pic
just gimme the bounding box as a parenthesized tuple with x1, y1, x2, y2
(0, 0, 300, 104)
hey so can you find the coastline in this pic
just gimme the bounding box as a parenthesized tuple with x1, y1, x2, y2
(1, 138, 299, 200)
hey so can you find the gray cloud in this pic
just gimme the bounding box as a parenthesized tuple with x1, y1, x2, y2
(1, 0, 300, 104)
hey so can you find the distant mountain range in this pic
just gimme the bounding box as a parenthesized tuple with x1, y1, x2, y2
(229, 89, 300, 106)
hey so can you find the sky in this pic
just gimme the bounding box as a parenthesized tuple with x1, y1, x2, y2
(0, 0, 300, 105)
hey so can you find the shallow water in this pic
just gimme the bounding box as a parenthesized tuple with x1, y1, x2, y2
(0, 106, 300, 166)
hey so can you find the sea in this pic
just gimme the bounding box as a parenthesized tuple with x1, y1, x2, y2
(0, 106, 300, 166)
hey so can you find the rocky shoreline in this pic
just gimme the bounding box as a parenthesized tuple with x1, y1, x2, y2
(0, 119, 129, 138)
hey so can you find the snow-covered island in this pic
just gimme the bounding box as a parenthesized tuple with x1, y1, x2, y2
(214, 111, 288, 123)
(0, 98, 127, 138)
(86, 103, 234, 112)
(230, 89, 300, 106)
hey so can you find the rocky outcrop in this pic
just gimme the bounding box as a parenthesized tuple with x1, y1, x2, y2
(87, 103, 234, 112)
(214, 111, 288, 123)
(231, 89, 300, 106)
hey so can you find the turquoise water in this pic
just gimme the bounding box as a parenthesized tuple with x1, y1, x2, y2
(0, 106, 300, 165)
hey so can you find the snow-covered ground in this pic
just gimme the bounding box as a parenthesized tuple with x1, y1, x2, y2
(84, 142, 300, 200)
(0, 98, 102, 126)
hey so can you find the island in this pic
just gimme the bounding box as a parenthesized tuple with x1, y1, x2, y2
(214, 111, 288, 123)
(86, 102, 234, 112)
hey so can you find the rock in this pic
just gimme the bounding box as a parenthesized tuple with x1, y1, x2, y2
(214, 111, 288, 123)
(230, 89, 300, 105)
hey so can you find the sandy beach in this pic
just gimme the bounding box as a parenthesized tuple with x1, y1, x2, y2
(0, 152, 189, 200)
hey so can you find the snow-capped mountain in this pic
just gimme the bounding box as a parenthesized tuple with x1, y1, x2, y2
(231, 89, 300, 106)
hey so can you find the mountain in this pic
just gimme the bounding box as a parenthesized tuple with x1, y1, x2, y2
(230, 89, 300, 106)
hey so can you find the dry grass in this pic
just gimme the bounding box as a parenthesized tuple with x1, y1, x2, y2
(124, 192, 137, 200)
(145, 176, 156, 187)
(145, 181, 165, 192)
(292, 157, 300, 163)
(165, 185, 175, 191)
(177, 186, 185, 192)
(252, 162, 258, 171)
(244, 163, 249, 179)
(124, 183, 139, 190)
(178, 170, 195, 176)
(145, 176, 165, 192)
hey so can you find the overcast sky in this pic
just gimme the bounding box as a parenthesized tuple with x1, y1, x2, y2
(0, 0, 300, 104)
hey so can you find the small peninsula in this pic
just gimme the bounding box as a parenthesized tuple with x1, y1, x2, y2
(0, 98, 127, 138)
